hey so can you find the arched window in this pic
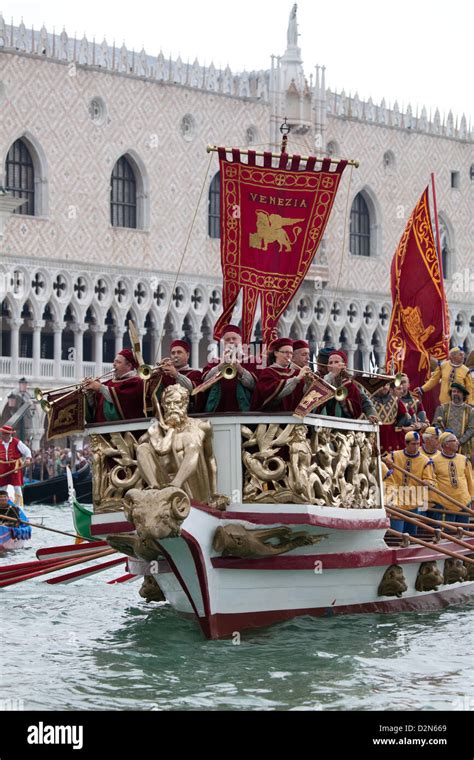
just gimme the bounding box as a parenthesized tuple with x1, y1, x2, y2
(110, 156, 137, 229)
(208, 172, 220, 239)
(350, 193, 371, 256)
(438, 217, 451, 279)
(5, 139, 35, 215)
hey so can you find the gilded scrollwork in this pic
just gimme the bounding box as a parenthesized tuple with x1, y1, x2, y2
(241, 423, 380, 508)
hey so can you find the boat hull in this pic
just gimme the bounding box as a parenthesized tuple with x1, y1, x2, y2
(93, 503, 474, 639)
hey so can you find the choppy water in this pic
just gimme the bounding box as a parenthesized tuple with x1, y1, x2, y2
(1, 504, 474, 711)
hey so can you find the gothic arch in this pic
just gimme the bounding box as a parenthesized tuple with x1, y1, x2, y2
(349, 185, 382, 257)
(3, 131, 49, 215)
(110, 150, 149, 230)
(437, 212, 455, 279)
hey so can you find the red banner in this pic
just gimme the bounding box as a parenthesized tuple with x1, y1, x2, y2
(387, 187, 449, 395)
(214, 149, 347, 346)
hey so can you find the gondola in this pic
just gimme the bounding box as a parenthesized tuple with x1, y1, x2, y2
(22, 463, 92, 506)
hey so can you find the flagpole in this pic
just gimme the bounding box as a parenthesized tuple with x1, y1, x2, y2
(430, 173, 449, 341)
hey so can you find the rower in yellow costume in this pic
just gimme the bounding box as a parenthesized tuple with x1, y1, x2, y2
(428, 431, 473, 526)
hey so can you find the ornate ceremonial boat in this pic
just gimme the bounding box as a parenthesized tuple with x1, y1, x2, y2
(87, 411, 474, 640)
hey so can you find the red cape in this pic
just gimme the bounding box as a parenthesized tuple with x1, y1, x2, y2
(94, 375, 145, 422)
(250, 366, 302, 412)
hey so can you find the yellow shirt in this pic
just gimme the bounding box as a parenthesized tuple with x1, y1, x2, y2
(385, 449, 435, 511)
(431, 451, 473, 512)
(421, 361, 472, 404)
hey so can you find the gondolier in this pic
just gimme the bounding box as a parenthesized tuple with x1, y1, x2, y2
(0, 425, 31, 503)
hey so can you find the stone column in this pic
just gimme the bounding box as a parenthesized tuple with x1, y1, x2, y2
(114, 325, 123, 357)
(72, 324, 84, 380)
(32, 320, 45, 379)
(9, 319, 19, 377)
(362, 346, 370, 372)
(90, 325, 104, 375)
(345, 344, 357, 371)
(52, 321, 62, 380)
(190, 331, 200, 369)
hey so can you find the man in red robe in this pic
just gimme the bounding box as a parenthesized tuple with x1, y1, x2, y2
(0, 424, 31, 501)
(320, 350, 378, 422)
(372, 381, 412, 455)
(201, 325, 259, 413)
(84, 349, 145, 422)
(148, 340, 202, 414)
(250, 338, 311, 412)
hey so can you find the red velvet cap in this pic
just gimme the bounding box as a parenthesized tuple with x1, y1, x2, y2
(221, 324, 242, 337)
(293, 340, 309, 350)
(329, 350, 348, 364)
(270, 338, 293, 352)
(170, 340, 190, 352)
(0, 425, 14, 435)
(118, 349, 138, 369)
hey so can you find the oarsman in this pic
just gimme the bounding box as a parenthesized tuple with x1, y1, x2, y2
(397, 373, 428, 431)
(320, 350, 378, 423)
(415, 346, 472, 405)
(84, 349, 145, 422)
(429, 431, 473, 525)
(201, 325, 258, 413)
(0, 424, 31, 503)
(433, 383, 474, 462)
(250, 338, 311, 412)
(149, 340, 202, 413)
(372, 381, 412, 455)
(421, 426, 440, 457)
(384, 431, 435, 536)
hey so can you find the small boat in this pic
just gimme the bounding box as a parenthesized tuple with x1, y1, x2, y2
(23, 463, 92, 506)
(0, 505, 32, 552)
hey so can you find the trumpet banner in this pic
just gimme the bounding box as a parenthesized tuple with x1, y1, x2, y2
(387, 187, 449, 389)
(214, 149, 347, 346)
(46, 390, 86, 440)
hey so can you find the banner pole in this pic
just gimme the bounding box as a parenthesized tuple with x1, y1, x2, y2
(430, 173, 449, 342)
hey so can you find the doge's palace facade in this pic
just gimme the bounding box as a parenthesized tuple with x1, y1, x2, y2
(0, 9, 472, 443)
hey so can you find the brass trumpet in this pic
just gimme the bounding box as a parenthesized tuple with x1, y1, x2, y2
(137, 358, 172, 380)
(35, 371, 115, 413)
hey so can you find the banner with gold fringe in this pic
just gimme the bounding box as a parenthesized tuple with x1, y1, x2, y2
(387, 186, 449, 403)
(214, 148, 347, 346)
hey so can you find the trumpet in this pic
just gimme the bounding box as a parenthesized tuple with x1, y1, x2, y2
(35, 371, 115, 412)
(137, 358, 172, 379)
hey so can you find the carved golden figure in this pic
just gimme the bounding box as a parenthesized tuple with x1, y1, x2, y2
(443, 558, 468, 585)
(213, 524, 328, 558)
(249, 210, 304, 252)
(107, 486, 190, 561)
(136, 385, 230, 510)
(377, 565, 408, 597)
(415, 561, 444, 592)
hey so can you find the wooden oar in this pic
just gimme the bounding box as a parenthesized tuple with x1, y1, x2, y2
(383, 456, 474, 516)
(107, 572, 137, 584)
(46, 556, 126, 584)
(36, 540, 107, 560)
(0, 461, 29, 479)
(0, 556, 75, 578)
(386, 507, 474, 537)
(387, 528, 474, 565)
(386, 507, 474, 552)
(0, 512, 97, 543)
(0, 548, 116, 588)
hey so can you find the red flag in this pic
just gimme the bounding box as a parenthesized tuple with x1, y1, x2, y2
(214, 149, 347, 346)
(387, 187, 449, 410)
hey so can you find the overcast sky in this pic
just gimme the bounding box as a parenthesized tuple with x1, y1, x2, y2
(3, 0, 473, 124)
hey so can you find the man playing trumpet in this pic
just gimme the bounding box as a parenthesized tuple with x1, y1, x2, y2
(319, 350, 378, 423)
(147, 340, 202, 415)
(200, 325, 258, 413)
(84, 349, 145, 422)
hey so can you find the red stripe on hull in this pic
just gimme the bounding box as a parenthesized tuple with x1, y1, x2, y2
(201, 583, 474, 639)
(211, 537, 474, 570)
(90, 520, 135, 536)
(192, 503, 388, 530)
